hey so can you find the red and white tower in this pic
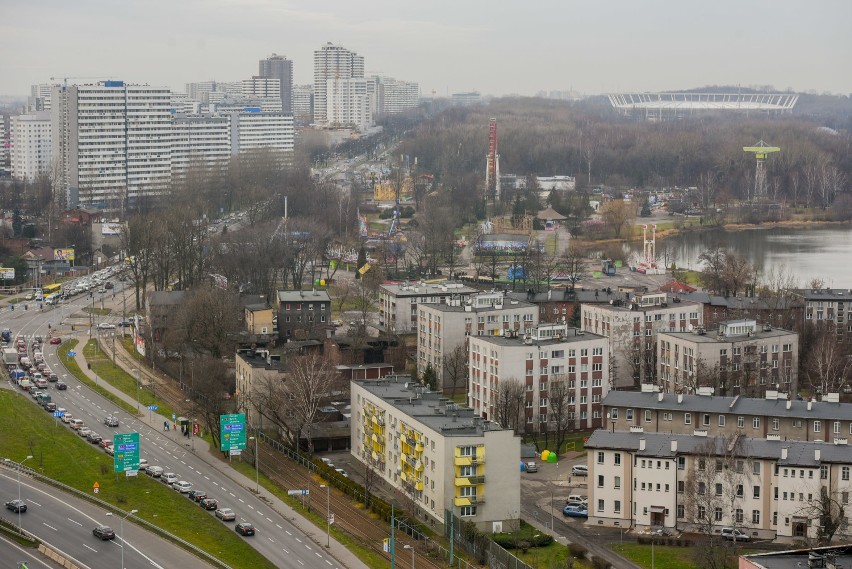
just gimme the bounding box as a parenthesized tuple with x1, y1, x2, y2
(485, 118, 500, 202)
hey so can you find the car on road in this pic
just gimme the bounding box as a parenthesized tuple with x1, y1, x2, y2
(55, 381, 67, 390)
(77, 427, 92, 438)
(104, 415, 119, 427)
(571, 465, 588, 477)
(96, 323, 116, 330)
(105, 445, 114, 456)
(200, 498, 218, 511)
(86, 432, 103, 444)
(99, 439, 112, 450)
(720, 527, 751, 542)
(525, 461, 538, 473)
(49, 337, 62, 345)
(44, 402, 57, 412)
(69, 419, 84, 430)
(93, 525, 116, 540)
(562, 504, 588, 518)
(162, 473, 178, 485)
(173, 481, 193, 493)
(215, 508, 236, 521)
(145, 466, 163, 478)
(235, 522, 256, 536)
(118, 320, 133, 328)
(335, 468, 349, 478)
(105, 282, 114, 289)
(188, 490, 207, 502)
(61, 413, 73, 424)
(5, 499, 27, 513)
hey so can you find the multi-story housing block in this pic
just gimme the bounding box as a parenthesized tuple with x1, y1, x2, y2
(417, 292, 537, 392)
(28, 83, 58, 112)
(258, 54, 294, 113)
(351, 376, 520, 533)
(603, 386, 852, 442)
(799, 288, 852, 346)
(370, 76, 420, 115)
(313, 43, 368, 129)
(276, 289, 330, 340)
(581, 292, 703, 388)
(292, 84, 313, 125)
(241, 77, 281, 100)
(171, 114, 231, 178)
(379, 281, 477, 334)
(10, 112, 52, 182)
(657, 319, 798, 396)
(229, 111, 294, 155)
(468, 323, 609, 431)
(584, 430, 852, 543)
(236, 347, 285, 427)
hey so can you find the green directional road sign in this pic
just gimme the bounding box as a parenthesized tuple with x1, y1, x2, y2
(113, 432, 141, 473)
(219, 413, 247, 452)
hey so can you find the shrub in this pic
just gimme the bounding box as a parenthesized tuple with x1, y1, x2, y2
(591, 557, 611, 569)
(568, 542, 587, 559)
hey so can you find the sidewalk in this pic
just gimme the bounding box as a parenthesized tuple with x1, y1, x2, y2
(66, 330, 370, 569)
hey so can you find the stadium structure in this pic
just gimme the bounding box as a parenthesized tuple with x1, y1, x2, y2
(607, 92, 798, 120)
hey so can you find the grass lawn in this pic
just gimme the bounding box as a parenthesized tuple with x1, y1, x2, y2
(614, 543, 702, 569)
(58, 340, 138, 416)
(0, 389, 277, 569)
(82, 307, 112, 315)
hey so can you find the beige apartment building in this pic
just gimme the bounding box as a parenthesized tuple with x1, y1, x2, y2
(602, 387, 852, 442)
(468, 323, 608, 431)
(417, 292, 537, 391)
(351, 376, 520, 533)
(584, 430, 852, 543)
(657, 319, 798, 397)
(379, 281, 477, 334)
(235, 348, 285, 427)
(581, 292, 702, 388)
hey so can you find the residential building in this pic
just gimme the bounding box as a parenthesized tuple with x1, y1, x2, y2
(417, 292, 537, 392)
(313, 43, 367, 128)
(469, 323, 609, 431)
(351, 376, 520, 533)
(241, 77, 281, 101)
(276, 289, 331, 340)
(370, 76, 420, 115)
(292, 84, 313, 124)
(584, 430, 852, 543)
(657, 320, 798, 396)
(450, 92, 482, 106)
(245, 303, 274, 336)
(10, 112, 52, 182)
(145, 291, 185, 343)
(602, 386, 852, 442)
(185, 81, 219, 103)
(51, 81, 172, 210)
(581, 292, 703, 388)
(741, 545, 852, 568)
(235, 347, 285, 427)
(325, 78, 373, 131)
(229, 111, 294, 154)
(379, 281, 478, 334)
(258, 54, 294, 113)
(676, 291, 803, 334)
(28, 83, 57, 112)
(170, 114, 231, 178)
(799, 288, 852, 346)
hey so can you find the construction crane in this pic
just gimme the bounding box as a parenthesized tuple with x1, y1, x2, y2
(49, 76, 114, 90)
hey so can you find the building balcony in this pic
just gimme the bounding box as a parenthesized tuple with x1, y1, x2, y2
(454, 495, 484, 507)
(454, 455, 485, 466)
(455, 475, 486, 486)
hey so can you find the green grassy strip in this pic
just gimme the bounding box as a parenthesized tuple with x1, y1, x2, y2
(614, 543, 702, 569)
(82, 307, 112, 315)
(57, 340, 139, 416)
(0, 517, 41, 548)
(0, 390, 277, 569)
(82, 339, 178, 420)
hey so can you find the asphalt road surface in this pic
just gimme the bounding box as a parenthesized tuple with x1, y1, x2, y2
(0, 533, 57, 569)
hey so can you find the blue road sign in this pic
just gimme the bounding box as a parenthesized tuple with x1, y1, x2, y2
(67, 351, 77, 357)
(53, 411, 64, 417)
(147, 405, 158, 411)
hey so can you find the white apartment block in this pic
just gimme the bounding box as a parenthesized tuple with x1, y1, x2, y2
(657, 319, 799, 397)
(229, 112, 294, 154)
(584, 430, 852, 544)
(313, 43, 366, 127)
(28, 83, 57, 112)
(379, 281, 478, 334)
(370, 76, 420, 115)
(581, 292, 703, 388)
(351, 377, 520, 533)
(325, 78, 373, 131)
(185, 81, 218, 103)
(417, 292, 537, 391)
(242, 77, 281, 100)
(171, 114, 231, 178)
(51, 81, 172, 209)
(469, 323, 609, 431)
(11, 112, 52, 182)
(292, 84, 313, 124)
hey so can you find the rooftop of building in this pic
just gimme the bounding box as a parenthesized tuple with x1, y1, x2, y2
(585, 430, 851, 465)
(147, 291, 186, 306)
(379, 281, 478, 298)
(422, 292, 534, 313)
(742, 545, 852, 569)
(355, 376, 510, 437)
(659, 320, 796, 343)
(245, 303, 272, 312)
(602, 388, 852, 421)
(277, 289, 331, 303)
(799, 287, 852, 301)
(235, 348, 285, 370)
(583, 292, 703, 313)
(472, 324, 605, 347)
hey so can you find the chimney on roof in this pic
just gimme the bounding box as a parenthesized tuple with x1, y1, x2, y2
(781, 448, 788, 460)
(677, 393, 683, 404)
(639, 438, 646, 451)
(658, 392, 664, 403)
(670, 440, 677, 453)
(786, 400, 792, 410)
(815, 449, 821, 462)
(807, 400, 813, 411)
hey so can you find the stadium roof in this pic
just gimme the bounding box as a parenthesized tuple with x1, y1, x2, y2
(608, 92, 798, 118)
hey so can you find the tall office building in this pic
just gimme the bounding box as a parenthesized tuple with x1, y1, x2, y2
(51, 81, 172, 210)
(292, 84, 313, 124)
(258, 54, 293, 114)
(10, 112, 52, 182)
(313, 43, 366, 128)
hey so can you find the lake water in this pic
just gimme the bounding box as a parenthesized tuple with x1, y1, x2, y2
(632, 225, 852, 287)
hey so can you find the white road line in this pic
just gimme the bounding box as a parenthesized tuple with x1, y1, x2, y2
(295, 537, 302, 543)
(286, 530, 292, 536)
(315, 552, 322, 558)
(67, 518, 82, 526)
(305, 545, 312, 551)
(29, 499, 42, 507)
(276, 524, 282, 529)
(180, 460, 186, 465)
(42, 522, 58, 531)
(247, 503, 252, 508)
(267, 537, 274, 543)
(297, 560, 304, 566)
(230, 492, 236, 497)
(82, 544, 97, 553)
(204, 476, 210, 480)
(325, 561, 332, 566)
(266, 517, 272, 522)
(282, 547, 289, 554)
(239, 499, 245, 504)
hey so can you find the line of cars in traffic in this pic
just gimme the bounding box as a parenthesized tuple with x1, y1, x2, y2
(52, 264, 125, 301)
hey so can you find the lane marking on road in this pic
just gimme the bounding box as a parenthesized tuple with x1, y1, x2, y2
(305, 545, 312, 551)
(239, 499, 245, 504)
(297, 560, 304, 566)
(315, 552, 321, 558)
(276, 524, 282, 529)
(282, 548, 289, 554)
(267, 537, 274, 543)
(266, 517, 272, 523)
(42, 522, 58, 531)
(67, 518, 82, 526)
(29, 499, 42, 507)
(230, 492, 235, 497)
(247, 504, 252, 509)
(325, 561, 332, 566)
(286, 530, 292, 536)
(295, 537, 302, 543)
(82, 544, 97, 553)
(204, 476, 210, 480)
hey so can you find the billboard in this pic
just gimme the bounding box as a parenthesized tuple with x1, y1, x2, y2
(53, 248, 75, 262)
(219, 413, 247, 452)
(0, 267, 14, 280)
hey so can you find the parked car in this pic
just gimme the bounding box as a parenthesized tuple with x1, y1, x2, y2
(86, 432, 103, 444)
(99, 439, 113, 450)
(720, 527, 751, 542)
(235, 522, 256, 536)
(215, 508, 236, 521)
(77, 427, 92, 438)
(97, 323, 116, 330)
(525, 461, 538, 473)
(5, 499, 27, 513)
(571, 465, 588, 477)
(567, 494, 587, 504)
(173, 481, 193, 493)
(334, 468, 349, 478)
(562, 504, 588, 518)
(93, 525, 116, 540)
(200, 498, 218, 511)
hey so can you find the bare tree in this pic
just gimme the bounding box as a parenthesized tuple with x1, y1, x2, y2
(797, 486, 849, 546)
(287, 353, 344, 455)
(167, 285, 242, 359)
(598, 200, 635, 239)
(120, 213, 158, 310)
(548, 375, 575, 453)
(443, 344, 469, 397)
(561, 244, 586, 291)
(493, 377, 525, 435)
(805, 327, 852, 395)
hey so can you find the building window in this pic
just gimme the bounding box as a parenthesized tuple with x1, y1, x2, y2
(714, 508, 723, 522)
(735, 509, 744, 523)
(698, 506, 706, 520)
(460, 506, 477, 517)
(842, 467, 850, 481)
(754, 486, 760, 499)
(645, 410, 652, 423)
(614, 453, 621, 465)
(597, 475, 604, 488)
(719, 415, 726, 427)
(753, 462, 761, 475)
(677, 504, 685, 519)
(752, 417, 761, 429)
(685, 413, 692, 425)
(814, 421, 822, 433)
(597, 499, 604, 512)
(677, 481, 685, 493)
(737, 416, 744, 428)
(821, 465, 829, 480)
(717, 483, 724, 496)
(614, 476, 621, 489)
(677, 457, 685, 470)
(752, 510, 760, 524)
(703, 414, 710, 426)
(614, 500, 621, 514)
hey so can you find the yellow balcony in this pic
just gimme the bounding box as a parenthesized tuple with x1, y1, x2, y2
(415, 443, 424, 453)
(415, 481, 424, 491)
(454, 475, 486, 487)
(454, 456, 473, 467)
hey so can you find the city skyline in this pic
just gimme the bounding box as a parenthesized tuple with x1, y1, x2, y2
(2, 0, 850, 99)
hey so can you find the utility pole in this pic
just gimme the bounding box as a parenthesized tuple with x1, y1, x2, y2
(390, 503, 395, 569)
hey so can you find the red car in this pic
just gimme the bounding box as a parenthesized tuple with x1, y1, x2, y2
(50, 337, 62, 345)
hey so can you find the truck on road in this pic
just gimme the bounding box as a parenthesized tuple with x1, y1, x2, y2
(3, 347, 18, 368)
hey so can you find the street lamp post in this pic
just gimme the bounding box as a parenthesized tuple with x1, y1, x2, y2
(107, 509, 138, 569)
(17, 456, 33, 529)
(249, 436, 259, 493)
(403, 544, 414, 569)
(320, 484, 330, 547)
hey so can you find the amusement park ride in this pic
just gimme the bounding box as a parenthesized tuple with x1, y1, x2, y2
(633, 224, 666, 275)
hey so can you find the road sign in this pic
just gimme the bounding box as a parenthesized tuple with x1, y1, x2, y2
(147, 405, 158, 411)
(67, 351, 76, 357)
(93, 481, 100, 494)
(328, 513, 335, 525)
(172, 413, 176, 421)
(113, 432, 141, 473)
(53, 411, 64, 417)
(219, 413, 247, 452)
(287, 490, 310, 496)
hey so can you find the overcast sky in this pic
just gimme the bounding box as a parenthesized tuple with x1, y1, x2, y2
(2, 0, 850, 98)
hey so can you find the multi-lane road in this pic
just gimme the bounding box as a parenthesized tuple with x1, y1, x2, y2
(2, 282, 353, 569)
